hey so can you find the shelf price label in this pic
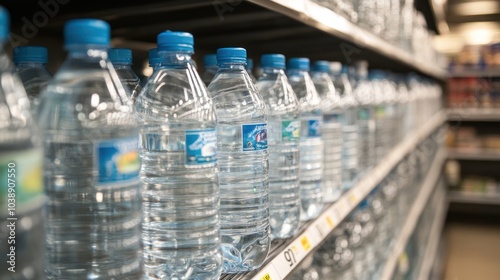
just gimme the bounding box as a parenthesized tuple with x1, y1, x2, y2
(251, 264, 282, 280)
(260, 273, 272, 280)
(300, 236, 311, 251)
(271, 233, 315, 279)
(326, 215, 335, 228)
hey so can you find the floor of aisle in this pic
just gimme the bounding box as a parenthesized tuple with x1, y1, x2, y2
(443, 220, 500, 280)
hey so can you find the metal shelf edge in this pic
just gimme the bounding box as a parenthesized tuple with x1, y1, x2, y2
(448, 191, 500, 205)
(379, 147, 447, 280)
(226, 111, 445, 280)
(416, 193, 448, 280)
(447, 109, 500, 122)
(248, 0, 446, 80)
(447, 149, 500, 161)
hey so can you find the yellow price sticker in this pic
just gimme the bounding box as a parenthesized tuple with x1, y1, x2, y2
(349, 194, 358, 204)
(260, 273, 272, 280)
(300, 236, 311, 251)
(326, 216, 334, 228)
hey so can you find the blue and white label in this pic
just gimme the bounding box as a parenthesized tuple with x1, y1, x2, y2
(242, 123, 268, 151)
(185, 129, 217, 165)
(97, 137, 140, 184)
(307, 119, 321, 137)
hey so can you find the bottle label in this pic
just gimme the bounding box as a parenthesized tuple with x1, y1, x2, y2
(323, 113, 342, 124)
(281, 120, 301, 141)
(242, 123, 268, 151)
(0, 148, 44, 214)
(375, 106, 386, 118)
(185, 129, 217, 165)
(307, 119, 321, 137)
(97, 137, 140, 184)
(358, 107, 372, 121)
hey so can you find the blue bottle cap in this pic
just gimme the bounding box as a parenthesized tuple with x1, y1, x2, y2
(148, 48, 160, 66)
(64, 19, 110, 48)
(359, 199, 369, 209)
(288, 58, 310, 71)
(260, 54, 286, 69)
(217, 47, 246, 64)
(369, 69, 386, 79)
(204, 54, 217, 67)
(0, 6, 9, 41)
(246, 58, 254, 70)
(313, 60, 330, 73)
(157, 31, 194, 53)
(108, 48, 132, 65)
(13, 46, 48, 64)
(341, 65, 349, 74)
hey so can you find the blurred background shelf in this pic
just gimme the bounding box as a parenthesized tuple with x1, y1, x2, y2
(447, 109, 500, 122)
(448, 68, 500, 78)
(448, 191, 500, 205)
(447, 148, 500, 161)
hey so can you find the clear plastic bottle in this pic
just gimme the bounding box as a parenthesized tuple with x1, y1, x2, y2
(246, 58, 256, 82)
(136, 31, 222, 280)
(13, 45, 52, 115)
(353, 61, 376, 174)
(255, 54, 300, 240)
(0, 7, 45, 280)
(287, 57, 324, 221)
(314, 228, 354, 279)
(312, 60, 342, 203)
(333, 64, 359, 191)
(38, 19, 142, 279)
(202, 54, 217, 86)
(109, 48, 142, 102)
(350, 200, 377, 280)
(207, 47, 270, 273)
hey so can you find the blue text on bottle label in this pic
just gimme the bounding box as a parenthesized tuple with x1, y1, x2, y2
(242, 123, 268, 151)
(307, 119, 321, 137)
(185, 129, 217, 165)
(97, 137, 140, 184)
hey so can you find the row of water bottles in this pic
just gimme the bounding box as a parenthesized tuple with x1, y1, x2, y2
(291, 130, 443, 280)
(0, 8, 442, 280)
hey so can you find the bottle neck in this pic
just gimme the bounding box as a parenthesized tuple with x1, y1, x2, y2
(262, 67, 284, 75)
(112, 63, 132, 70)
(218, 62, 246, 70)
(15, 62, 47, 69)
(157, 52, 193, 67)
(66, 45, 108, 61)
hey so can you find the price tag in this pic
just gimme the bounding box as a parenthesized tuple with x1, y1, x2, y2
(251, 264, 282, 280)
(300, 236, 311, 251)
(348, 193, 358, 205)
(326, 215, 335, 228)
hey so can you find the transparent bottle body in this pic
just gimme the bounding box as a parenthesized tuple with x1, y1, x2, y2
(136, 53, 222, 280)
(255, 68, 300, 240)
(201, 66, 217, 87)
(15, 62, 52, 116)
(114, 64, 142, 102)
(207, 63, 270, 273)
(354, 79, 376, 173)
(38, 47, 142, 279)
(288, 69, 324, 221)
(312, 71, 342, 203)
(0, 47, 45, 280)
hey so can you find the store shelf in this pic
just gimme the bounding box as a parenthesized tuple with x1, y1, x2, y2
(219, 111, 445, 280)
(448, 191, 500, 205)
(379, 147, 447, 280)
(447, 108, 500, 122)
(447, 148, 500, 161)
(415, 191, 448, 280)
(248, 0, 446, 81)
(448, 68, 500, 78)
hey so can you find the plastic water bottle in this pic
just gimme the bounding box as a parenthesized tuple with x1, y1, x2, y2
(349, 200, 377, 280)
(246, 58, 256, 82)
(13, 45, 51, 115)
(202, 54, 217, 86)
(288, 58, 323, 221)
(135, 31, 222, 280)
(109, 48, 142, 102)
(207, 47, 270, 273)
(255, 54, 300, 240)
(38, 19, 142, 279)
(314, 228, 353, 279)
(333, 64, 359, 191)
(312, 60, 343, 203)
(148, 48, 160, 70)
(0, 8, 45, 279)
(353, 62, 375, 174)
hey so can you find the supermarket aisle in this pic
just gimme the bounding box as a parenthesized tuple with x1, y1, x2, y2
(444, 222, 500, 280)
